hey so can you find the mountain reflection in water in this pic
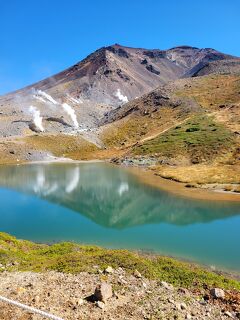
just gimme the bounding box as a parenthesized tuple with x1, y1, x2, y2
(0, 163, 239, 229)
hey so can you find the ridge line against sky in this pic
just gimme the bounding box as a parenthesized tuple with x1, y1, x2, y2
(0, 0, 239, 95)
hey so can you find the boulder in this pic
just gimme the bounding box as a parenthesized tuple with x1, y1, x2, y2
(210, 288, 225, 299)
(94, 282, 113, 302)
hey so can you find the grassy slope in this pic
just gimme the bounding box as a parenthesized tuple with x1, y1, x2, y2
(0, 233, 239, 291)
(175, 75, 240, 109)
(99, 75, 240, 186)
(132, 114, 236, 164)
(101, 107, 186, 148)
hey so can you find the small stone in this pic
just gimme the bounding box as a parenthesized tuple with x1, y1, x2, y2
(178, 287, 189, 295)
(15, 287, 25, 294)
(160, 281, 173, 290)
(134, 270, 142, 278)
(105, 266, 114, 274)
(180, 302, 187, 310)
(96, 301, 105, 309)
(32, 295, 40, 303)
(176, 302, 187, 311)
(94, 282, 113, 302)
(168, 298, 175, 304)
(77, 298, 84, 306)
(210, 288, 225, 299)
(185, 314, 192, 319)
(224, 311, 233, 318)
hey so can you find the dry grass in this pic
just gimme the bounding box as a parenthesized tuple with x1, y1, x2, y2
(153, 164, 240, 185)
(175, 74, 240, 109)
(24, 134, 99, 159)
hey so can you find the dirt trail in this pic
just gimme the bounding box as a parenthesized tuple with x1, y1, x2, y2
(139, 116, 192, 144)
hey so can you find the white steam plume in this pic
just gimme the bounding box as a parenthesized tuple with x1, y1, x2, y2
(34, 95, 47, 104)
(62, 103, 79, 128)
(29, 106, 44, 132)
(36, 90, 58, 105)
(115, 89, 128, 103)
(34, 90, 79, 129)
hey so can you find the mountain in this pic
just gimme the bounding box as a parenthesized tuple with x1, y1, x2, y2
(0, 44, 237, 140)
(3, 44, 237, 105)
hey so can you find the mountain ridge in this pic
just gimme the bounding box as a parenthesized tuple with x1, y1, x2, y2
(3, 44, 238, 102)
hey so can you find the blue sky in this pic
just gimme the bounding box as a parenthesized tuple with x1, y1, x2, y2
(0, 0, 239, 94)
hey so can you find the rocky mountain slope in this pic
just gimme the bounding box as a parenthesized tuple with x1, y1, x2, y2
(3, 44, 236, 104)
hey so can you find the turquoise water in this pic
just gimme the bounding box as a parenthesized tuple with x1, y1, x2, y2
(0, 162, 239, 273)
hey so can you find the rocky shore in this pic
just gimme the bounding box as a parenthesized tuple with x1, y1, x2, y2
(0, 269, 239, 320)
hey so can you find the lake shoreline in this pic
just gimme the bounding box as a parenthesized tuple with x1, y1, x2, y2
(114, 164, 240, 202)
(1, 156, 240, 201)
(1, 231, 239, 286)
(0, 232, 239, 320)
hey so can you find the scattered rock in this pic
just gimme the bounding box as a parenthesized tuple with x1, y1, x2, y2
(210, 288, 225, 299)
(105, 266, 114, 274)
(77, 298, 84, 306)
(180, 302, 187, 310)
(160, 281, 173, 290)
(178, 287, 189, 295)
(94, 282, 113, 302)
(168, 298, 175, 304)
(134, 270, 142, 278)
(224, 311, 233, 318)
(0, 270, 237, 320)
(96, 301, 105, 309)
(15, 287, 25, 294)
(176, 302, 187, 311)
(32, 295, 40, 303)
